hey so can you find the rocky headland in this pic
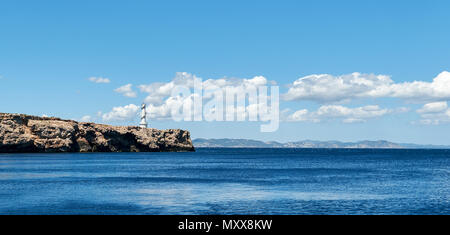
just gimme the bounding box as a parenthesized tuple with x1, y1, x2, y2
(0, 113, 195, 153)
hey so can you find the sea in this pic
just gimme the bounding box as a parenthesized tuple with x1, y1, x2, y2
(0, 148, 449, 215)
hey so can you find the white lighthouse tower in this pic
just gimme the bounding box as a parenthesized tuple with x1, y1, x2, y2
(139, 103, 148, 128)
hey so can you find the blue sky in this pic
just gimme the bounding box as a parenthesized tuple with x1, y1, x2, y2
(1, 0, 450, 144)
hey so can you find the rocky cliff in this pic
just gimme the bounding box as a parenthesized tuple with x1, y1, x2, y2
(0, 113, 194, 153)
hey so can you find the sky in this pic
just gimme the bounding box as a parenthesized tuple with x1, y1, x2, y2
(1, 0, 450, 144)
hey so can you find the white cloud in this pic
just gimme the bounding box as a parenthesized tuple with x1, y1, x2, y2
(416, 102, 450, 125)
(102, 104, 139, 121)
(417, 113, 450, 125)
(417, 101, 448, 114)
(114, 84, 137, 98)
(106, 71, 450, 125)
(284, 71, 450, 103)
(287, 105, 391, 123)
(138, 72, 273, 119)
(138, 72, 271, 105)
(145, 95, 195, 120)
(289, 109, 320, 123)
(88, 77, 110, 84)
(138, 72, 199, 104)
(80, 115, 92, 122)
(390, 71, 450, 101)
(283, 73, 393, 102)
(97, 72, 276, 123)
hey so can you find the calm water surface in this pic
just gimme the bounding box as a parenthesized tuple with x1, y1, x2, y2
(0, 148, 449, 214)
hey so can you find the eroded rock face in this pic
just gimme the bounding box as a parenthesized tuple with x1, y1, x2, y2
(0, 113, 195, 153)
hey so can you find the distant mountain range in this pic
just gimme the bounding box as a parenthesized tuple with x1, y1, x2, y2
(193, 138, 450, 149)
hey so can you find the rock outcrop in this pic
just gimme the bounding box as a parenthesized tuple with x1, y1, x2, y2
(0, 113, 195, 153)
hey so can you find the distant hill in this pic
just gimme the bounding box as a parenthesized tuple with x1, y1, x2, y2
(193, 138, 450, 149)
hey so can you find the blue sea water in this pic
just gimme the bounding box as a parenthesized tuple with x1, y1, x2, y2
(0, 148, 449, 215)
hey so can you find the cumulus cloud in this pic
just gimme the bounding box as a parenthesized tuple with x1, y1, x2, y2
(102, 104, 139, 121)
(145, 94, 197, 120)
(416, 102, 450, 125)
(99, 73, 275, 123)
(138, 72, 199, 105)
(89, 77, 111, 84)
(287, 105, 391, 123)
(417, 101, 448, 114)
(80, 115, 92, 122)
(114, 84, 137, 98)
(284, 73, 392, 102)
(104, 71, 450, 125)
(138, 72, 271, 104)
(138, 72, 273, 120)
(284, 71, 450, 103)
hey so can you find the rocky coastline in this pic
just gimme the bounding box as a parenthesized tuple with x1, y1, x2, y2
(0, 113, 195, 153)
